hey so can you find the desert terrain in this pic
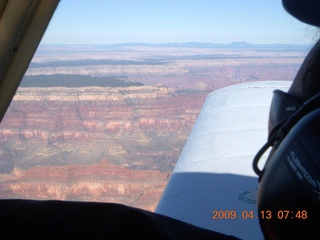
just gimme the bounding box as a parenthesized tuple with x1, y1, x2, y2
(0, 43, 307, 211)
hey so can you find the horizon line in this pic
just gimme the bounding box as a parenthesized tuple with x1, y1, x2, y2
(39, 41, 311, 49)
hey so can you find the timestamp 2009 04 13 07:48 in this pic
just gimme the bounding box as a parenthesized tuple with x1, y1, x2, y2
(212, 210, 308, 220)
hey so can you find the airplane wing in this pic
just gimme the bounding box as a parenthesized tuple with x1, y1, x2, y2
(156, 80, 292, 240)
(0, 0, 59, 122)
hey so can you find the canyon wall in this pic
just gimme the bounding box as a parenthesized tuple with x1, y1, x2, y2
(0, 84, 206, 210)
(1, 85, 204, 171)
(0, 159, 168, 211)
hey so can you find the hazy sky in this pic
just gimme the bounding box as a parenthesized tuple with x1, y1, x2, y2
(41, 0, 316, 45)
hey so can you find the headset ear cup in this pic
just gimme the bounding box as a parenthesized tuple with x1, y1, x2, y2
(254, 91, 320, 178)
(258, 108, 320, 239)
(268, 90, 304, 134)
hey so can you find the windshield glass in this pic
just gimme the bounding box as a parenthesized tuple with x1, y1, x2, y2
(0, 0, 311, 211)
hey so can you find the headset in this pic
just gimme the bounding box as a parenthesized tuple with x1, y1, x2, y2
(252, 89, 320, 239)
(251, 1, 320, 239)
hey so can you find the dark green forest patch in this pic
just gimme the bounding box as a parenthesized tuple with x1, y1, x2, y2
(21, 74, 144, 87)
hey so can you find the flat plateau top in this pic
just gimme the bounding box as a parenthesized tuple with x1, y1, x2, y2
(156, 81, 291, 240)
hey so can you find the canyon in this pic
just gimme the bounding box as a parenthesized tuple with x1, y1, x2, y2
(0, 84, 204, 172)
(0, 159, 168, 211)
(0, 43, 306, 211)
(0, 83, 206, 211)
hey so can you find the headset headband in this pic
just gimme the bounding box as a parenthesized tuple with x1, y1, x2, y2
(282, 0, 320, 27)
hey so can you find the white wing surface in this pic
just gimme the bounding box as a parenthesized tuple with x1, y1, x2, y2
(156, 81, 291, 240)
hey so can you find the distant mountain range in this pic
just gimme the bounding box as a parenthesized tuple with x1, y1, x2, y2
(40, 41, 310, 51)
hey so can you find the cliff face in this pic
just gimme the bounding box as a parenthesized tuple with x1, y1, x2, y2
(0, 159, 168, 211)
(1, 85, 205, 171)
(0, 84, 206, 210)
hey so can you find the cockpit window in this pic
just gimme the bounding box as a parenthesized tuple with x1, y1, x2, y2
(0, 1, 311, 211)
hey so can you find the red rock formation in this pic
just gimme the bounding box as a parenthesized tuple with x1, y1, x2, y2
(0, 85, 206, 172)
(0, 84, 206, 210)
(0, 159, 169, 211)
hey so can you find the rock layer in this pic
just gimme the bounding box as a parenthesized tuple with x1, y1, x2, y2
(0, 84, 206, 210)
(0, 159, 169, 211)
(1, 85, 205, 171)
